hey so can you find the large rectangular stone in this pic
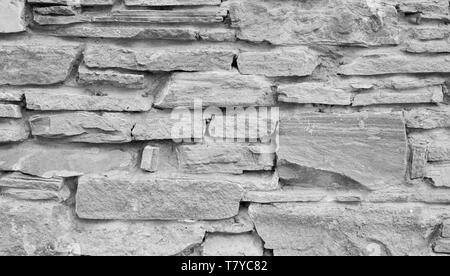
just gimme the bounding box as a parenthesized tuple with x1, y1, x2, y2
(0, 0, 26, 33)
(29, 112, 135, 143)
(76, 172, 244, 220)
(0, 142, 133, 178)
(229, 0, 399, 46)
(0, 43, 81, 85)
(278, 111, 407, 191)
(0, 120, 29, 143)
(237, 47, 319, 77)
(84, 44, 236, 72)
(24, 89, 152, 112)
(176, 143, 275, 174)
(339, 52, 450, 75)
(249, 203, 450, 256)
(154, 71, 276, 108)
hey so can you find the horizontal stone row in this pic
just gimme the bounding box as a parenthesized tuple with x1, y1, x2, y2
(0, 197, 259, 256)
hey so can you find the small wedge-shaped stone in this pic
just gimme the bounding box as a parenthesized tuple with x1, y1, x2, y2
(29, 112, 135, 143)
(176, 143, 275, 174)
(0, 142, 133, 178)
(124, 0, 221, 6)
(278, 83, 352, 105)
(141, 146, 159, 172)
(352, 86, 444, 106)
(0, 104, 22, 118)
(84, 44, 236, 72)
(0, 120, 29, 143)
(0, 172, 64, 191)
(339, 52, 450, 75)
(404, 106, 450, 129)
(0, 0, 26, 33)
(78, 67, 146, 89)
(155, 71, 276, 108)
(76, 171, 244, 220)
(0, 43, 81, 85)
(238, 47, 319, 77)
(25, 89, 152, 112)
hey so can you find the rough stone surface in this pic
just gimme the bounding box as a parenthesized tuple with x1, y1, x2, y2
(176, 143, 274, 174)
(352, 86, 444, 106)
(0, 0, 26, 33)
(250, 203, 450, 256)
(0, 198, 207, 256)
(203, 233, 264, 256)
(78, 67, 146, 89)
(0, 104, 22, 118)
(0, 44, 81, 85)
(0, 143, 133, 178)
(278, 83, 352, 106)
(278, 111, 407, 191)
(155, 71, 276, 108)
(0, 120, 29, 143)
(426, 164, 450, 188)
(443, 220, 450, 238)
(29, 112, 135, 143)
(84, 45, 236, 72)
(141, 146, 159, 172)
(434, 239, 450, 254)
(76, 172, 244, 220)
(24, 89, 152, 112)
(229, 0, 400, 46)
(238, 48, 319, 77)
(405, 106, 450, 129)
(339, 52, 450, 75)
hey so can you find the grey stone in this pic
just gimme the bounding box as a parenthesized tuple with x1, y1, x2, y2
(0, 198, 207, 256)
(434, 239, 450, 254)
(339, 52, 450, 75)
(76, 171, 244, 220)
(443, 219, 450, 238)
(84, 44, 236, 72)
(0, 172, 64, 191)
(176, 143, 274, 174)
(0, 44, 81, 85)
(29, 112, 135, 143)
(0, 120, 29, 143)
(352, 86, 444, 106)
(0, 142, 133, 178)
(141, 146, 159, 172)
(78, 67, 146, 89)
(203, 233, 264, 256)
(24, 89, 152, 112)
(0, 104, 22, 118)
(229, 0, 399, 46)
(278, 83, 352, 105)
(278, 111, 407, 191)
(155, 71, 276, 108)
(0, 0, 26, 33)
(404, 106, 450, 129)
(0, 186, 70, 202)
(426, 163, 450, 188)
(249, 203, 450, 256)
(125, 0, 221, 6)
(238, 47, 319, 77)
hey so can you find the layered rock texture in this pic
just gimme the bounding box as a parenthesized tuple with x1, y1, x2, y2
(1, 0, 450, 256)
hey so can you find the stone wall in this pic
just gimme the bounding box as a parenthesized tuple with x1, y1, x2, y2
(1, 0, 450, 256)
